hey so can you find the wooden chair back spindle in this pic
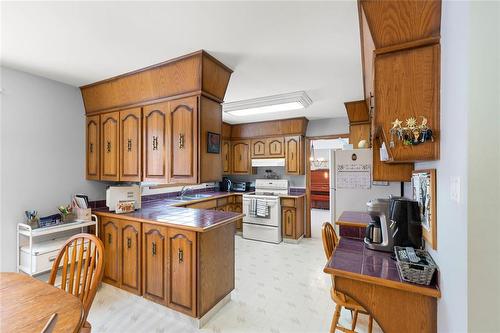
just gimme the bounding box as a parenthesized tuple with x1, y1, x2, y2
(48, 233, 104, 325)
(322, 222, 339, 260)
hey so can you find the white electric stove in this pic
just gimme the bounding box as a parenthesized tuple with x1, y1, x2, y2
(242, 179, 289, 243)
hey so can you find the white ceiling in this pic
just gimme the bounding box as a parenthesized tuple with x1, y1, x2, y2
(1, 1, 363, 123)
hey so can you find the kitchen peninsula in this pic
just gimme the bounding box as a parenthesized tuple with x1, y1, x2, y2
(94, 193, 243, 323)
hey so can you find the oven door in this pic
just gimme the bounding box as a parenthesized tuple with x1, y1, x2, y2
(242, 197, 280, 227)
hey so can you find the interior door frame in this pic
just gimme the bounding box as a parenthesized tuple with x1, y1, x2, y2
(305, 134, 349, 238)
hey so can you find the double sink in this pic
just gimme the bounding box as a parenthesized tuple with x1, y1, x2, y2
(174, 193, 214, 201)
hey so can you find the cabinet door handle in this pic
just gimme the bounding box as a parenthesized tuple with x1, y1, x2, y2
(152, 242, 156, 256)
(152, 136, 158, 151)
(106, 141, 111, 153)
(178, 134, 185, 149)
(107, 233, 112, 244)
(127, 139, 132, 152)
(89, 143, 93, 153)
(127, 237, 131, 249)
(178, 249, 184, 263)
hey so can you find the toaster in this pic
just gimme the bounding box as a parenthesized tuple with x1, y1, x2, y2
(106, 185, 141, 211)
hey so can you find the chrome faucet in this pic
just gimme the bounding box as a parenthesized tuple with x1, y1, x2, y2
(179, 186, 191, 199)
(226, 179, 232, 192)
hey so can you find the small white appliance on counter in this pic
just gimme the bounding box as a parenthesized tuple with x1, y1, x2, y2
(242, 179, 289, 244)
(251, 158, 286, 167)
(329, 149, 401, 223)
(106, 185, 141, 211)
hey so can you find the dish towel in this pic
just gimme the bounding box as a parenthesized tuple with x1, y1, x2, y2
(249, 198, 257, 217)
(256, 199, 269, 218)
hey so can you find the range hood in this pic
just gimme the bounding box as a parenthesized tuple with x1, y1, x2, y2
(251, 158, 286, 167)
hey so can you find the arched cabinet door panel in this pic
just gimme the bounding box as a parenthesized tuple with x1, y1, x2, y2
(100, 112, 120, 181)
(120, 108, 142, 182)
(267, 137, 285, 157)
(102, 218, 120, 286)
(143, 103, 168, 183)
(222, 140, 231, 174)
(251, 139, 266, 158)
(142, 224, 168, 305)
(231, 140, 251, 174)
(86, 115, 100, 180)
(121, 221, 141, 295)
(168, 96, 198, 184)
(167, 229, 196, 317)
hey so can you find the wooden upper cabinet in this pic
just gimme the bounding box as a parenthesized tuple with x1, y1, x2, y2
(167, 228, 197, 316)
(374, 44, 440, 161)
(359, 4, 376, 108)
(80, 51, 232, 114)
(102, 218, 120, 286)
(121, 221, 141, 295)
(168, 97, 198, 184)
(143, 224, 168, 305)
(251, 139, 266, 158)
(285, 136, 304, 175)
(251, 137, 285, 158)
(120, 108, 142, 182)
(143, 102, 168, 183)
(267, 137, 285, 157)
(86, 115, 100, 180)
(100, 112, 120, 181)
(231, 140, 251, 174)
(222, 140, 231, 174)
(359, 0, 441, 49)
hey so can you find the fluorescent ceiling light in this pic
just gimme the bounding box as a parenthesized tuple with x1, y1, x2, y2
(223, 91, 312, 117)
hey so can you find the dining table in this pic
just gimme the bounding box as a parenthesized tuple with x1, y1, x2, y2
(0, 272, 84, 333)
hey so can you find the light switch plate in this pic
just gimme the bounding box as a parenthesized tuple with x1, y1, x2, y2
(450, 176, 461, 203)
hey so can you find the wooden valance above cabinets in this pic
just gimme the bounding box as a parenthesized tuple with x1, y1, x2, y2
(221, 118, 308, 175)
(82, 51, 233, 184)
(354, 0, 442, 181)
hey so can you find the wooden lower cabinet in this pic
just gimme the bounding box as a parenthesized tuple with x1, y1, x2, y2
(96, 210, 236, 319)
(100, 217, 142, 294)
(167, 228, 197, 316)
(282, 208, 296, 238)
(280, 197, 305, 240)
(143, 223, 168, 305)
(121, 221, 141, 295)
(101, 218, 120, 286)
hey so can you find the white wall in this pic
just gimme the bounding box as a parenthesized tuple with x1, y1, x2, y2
(0, 67, 107, 271)
(415, 1, 500, 331)
(306, 117, 349, 137)
(467, 1, 500, 331)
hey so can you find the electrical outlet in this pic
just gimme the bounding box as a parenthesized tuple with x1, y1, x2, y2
(450, 176, 461, 203)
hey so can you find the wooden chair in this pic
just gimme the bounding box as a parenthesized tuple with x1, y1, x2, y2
(322, 222, 373, 333)
(48, 233, 105, 333)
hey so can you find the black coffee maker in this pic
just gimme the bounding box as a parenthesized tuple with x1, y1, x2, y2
(390, 198, 423, 249)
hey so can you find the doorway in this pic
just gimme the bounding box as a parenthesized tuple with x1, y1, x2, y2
(305, 135, 349, 238)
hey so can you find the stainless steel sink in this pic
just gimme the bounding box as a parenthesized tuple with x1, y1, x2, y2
(175, 193, 213, 200)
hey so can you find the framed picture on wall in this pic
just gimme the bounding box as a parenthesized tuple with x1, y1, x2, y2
(207, 132, 220, 154)
(411, 169, 437, 249)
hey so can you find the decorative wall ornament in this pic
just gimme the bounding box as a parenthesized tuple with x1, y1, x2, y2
(389, 116, 434, 147)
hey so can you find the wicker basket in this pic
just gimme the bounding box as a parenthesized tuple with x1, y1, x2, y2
(394, 246, 438, 285)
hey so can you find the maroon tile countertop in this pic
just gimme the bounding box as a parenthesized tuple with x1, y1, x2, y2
(324, 238, 440, 298)
(94, 192, 244, 233)
(336, 211, 372, 227)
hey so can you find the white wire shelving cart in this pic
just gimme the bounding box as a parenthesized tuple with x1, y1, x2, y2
(17, 214, 99, 276)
